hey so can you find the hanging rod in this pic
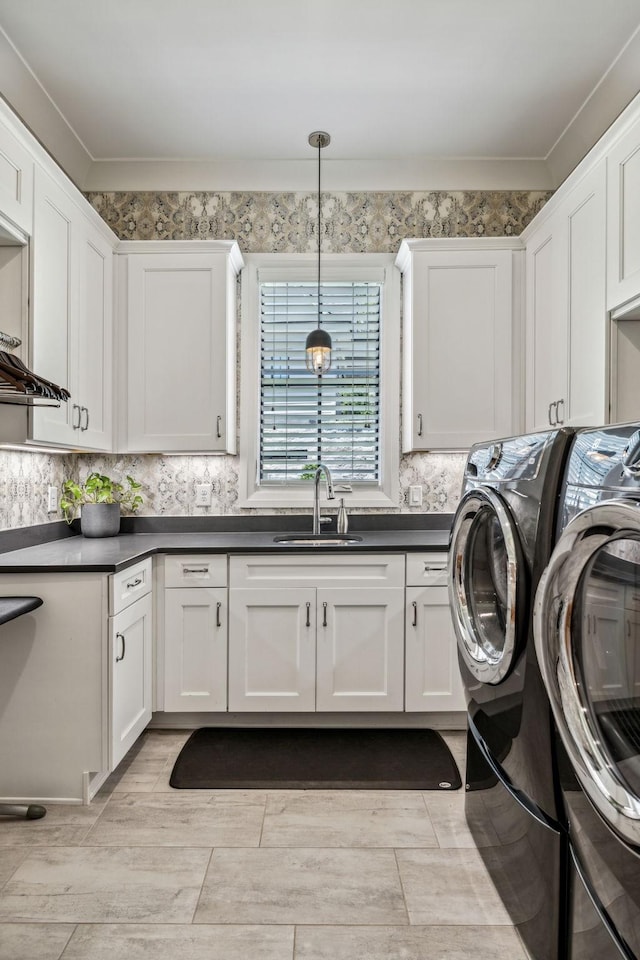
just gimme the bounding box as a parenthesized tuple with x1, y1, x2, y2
(0, 331, 22, 350)
(0, 386, 61, 407)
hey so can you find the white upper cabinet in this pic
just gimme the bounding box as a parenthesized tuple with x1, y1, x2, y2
(30, 165, 116, 450)
(396, 239, 518, 451)
(0, 101, 34, 236)
(524, 161, 607, 432)
(607, 114, 640, 314)
(119, 241, 243, 454)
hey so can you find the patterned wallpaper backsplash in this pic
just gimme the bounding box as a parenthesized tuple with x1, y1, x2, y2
(1, 188, 549, 532)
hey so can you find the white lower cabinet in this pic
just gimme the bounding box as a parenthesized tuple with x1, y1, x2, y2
(405, 554, 466, 712)
(228, 587, 316, 711)
(315, 588, 405, 711)
(228, 554, 405, 712)
(108, 558, 153, 769)
(109, 592, 153, 769)
(162, 555, 228, 712)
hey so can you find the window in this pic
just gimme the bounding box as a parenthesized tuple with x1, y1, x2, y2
(239, 254, 400, 508)
(260, 280, 380, 484)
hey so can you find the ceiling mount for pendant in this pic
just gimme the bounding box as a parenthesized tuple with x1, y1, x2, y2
(305, 130, 332, 375)
(308, 131, 331, 150)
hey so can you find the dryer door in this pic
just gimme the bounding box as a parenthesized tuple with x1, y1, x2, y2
(449, 487, 526, 684)
(535, 500, 640, 845)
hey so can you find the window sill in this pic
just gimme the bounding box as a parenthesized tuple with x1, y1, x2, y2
(238, 486, 399, 511)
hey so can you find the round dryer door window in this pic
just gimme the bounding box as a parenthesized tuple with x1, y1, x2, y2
(535, 500, 640, 845)
(449, 487, 524, 684)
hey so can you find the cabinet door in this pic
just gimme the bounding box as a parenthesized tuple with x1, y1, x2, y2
(74, 220, 114, 450)
(525, 218, 568, 431)
(405, 586, 466, 712)
(164, 587, 227, 712)
(126, 252, 234, 452)
(316, 587, 405, 711)
(0, 115, 34, 235)
(607, 118, 640, 312)
(31, 167, 77, 445)
(564, 163, 607, 427)
(110, 592, 152, 769)
(228, 588, 316, 711)
(403, 247, 514, 450)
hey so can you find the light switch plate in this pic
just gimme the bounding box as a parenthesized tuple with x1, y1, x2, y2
(47, 485, 58, 513)
(409, 485, 423, 507)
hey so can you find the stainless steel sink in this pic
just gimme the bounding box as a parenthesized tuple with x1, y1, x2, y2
(273, 534, 363, 546)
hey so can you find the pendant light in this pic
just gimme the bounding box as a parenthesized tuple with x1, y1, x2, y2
(305, 130, 332, 375)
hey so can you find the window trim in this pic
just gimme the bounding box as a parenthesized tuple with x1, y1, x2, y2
(239, 253, 400, 509)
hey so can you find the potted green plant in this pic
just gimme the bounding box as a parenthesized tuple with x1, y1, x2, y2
(60, 472, 144, 538)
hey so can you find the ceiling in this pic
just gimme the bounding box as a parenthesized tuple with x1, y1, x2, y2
(1, 0, 640, 188)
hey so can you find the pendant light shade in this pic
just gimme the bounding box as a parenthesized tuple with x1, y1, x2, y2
(305, 326, 332, 375)
(305, 130, 331, 375)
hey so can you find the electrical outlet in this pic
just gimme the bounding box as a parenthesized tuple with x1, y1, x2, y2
(195, 483, 212, 507)
(409, 485, 423, 507)
(47, 485, 58, 513)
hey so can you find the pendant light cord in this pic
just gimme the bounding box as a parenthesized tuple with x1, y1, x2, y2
(317, 137, 322, 329)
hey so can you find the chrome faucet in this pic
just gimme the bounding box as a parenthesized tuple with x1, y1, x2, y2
(312, 463, 335, 534)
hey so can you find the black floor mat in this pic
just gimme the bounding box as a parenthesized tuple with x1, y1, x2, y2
(169, 727, 462, 790)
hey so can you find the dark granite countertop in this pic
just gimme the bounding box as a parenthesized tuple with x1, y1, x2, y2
(0, 515, 453, 574)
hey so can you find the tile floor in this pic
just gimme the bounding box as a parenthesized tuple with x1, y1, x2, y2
(0, 729, 529, 959)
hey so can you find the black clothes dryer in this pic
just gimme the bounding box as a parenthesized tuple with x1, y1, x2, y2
(449, 429, 575, 960)
(535, 423, 640, 959)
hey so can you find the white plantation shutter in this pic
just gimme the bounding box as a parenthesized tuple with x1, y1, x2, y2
(260, 281, 381, 484)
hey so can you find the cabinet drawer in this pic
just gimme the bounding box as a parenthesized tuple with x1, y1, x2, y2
(164, 554, 227, 588)
(110, 558, 152, 615)
(406, 553, 449, 587)
(230, 553, 405, 589)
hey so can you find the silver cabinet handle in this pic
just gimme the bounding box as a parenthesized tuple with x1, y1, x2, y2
(126, 577, 143, 589)
(424, 564, 443, 573)
(412, 600, 417, 627)
(216, 601, 222, 628)
(306, 601, 311, 628)
(417, 413, 423, 437)
(72, 404, 81, 429)
(183, 567, 209, 575)
(556, 398, 565, 425)
(548, 401, 557, 426)
(80, 406, 89, 431)
(323, 601, 328, 627)
(115, 631, 126, 662)
(216, 416, 222, 439)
